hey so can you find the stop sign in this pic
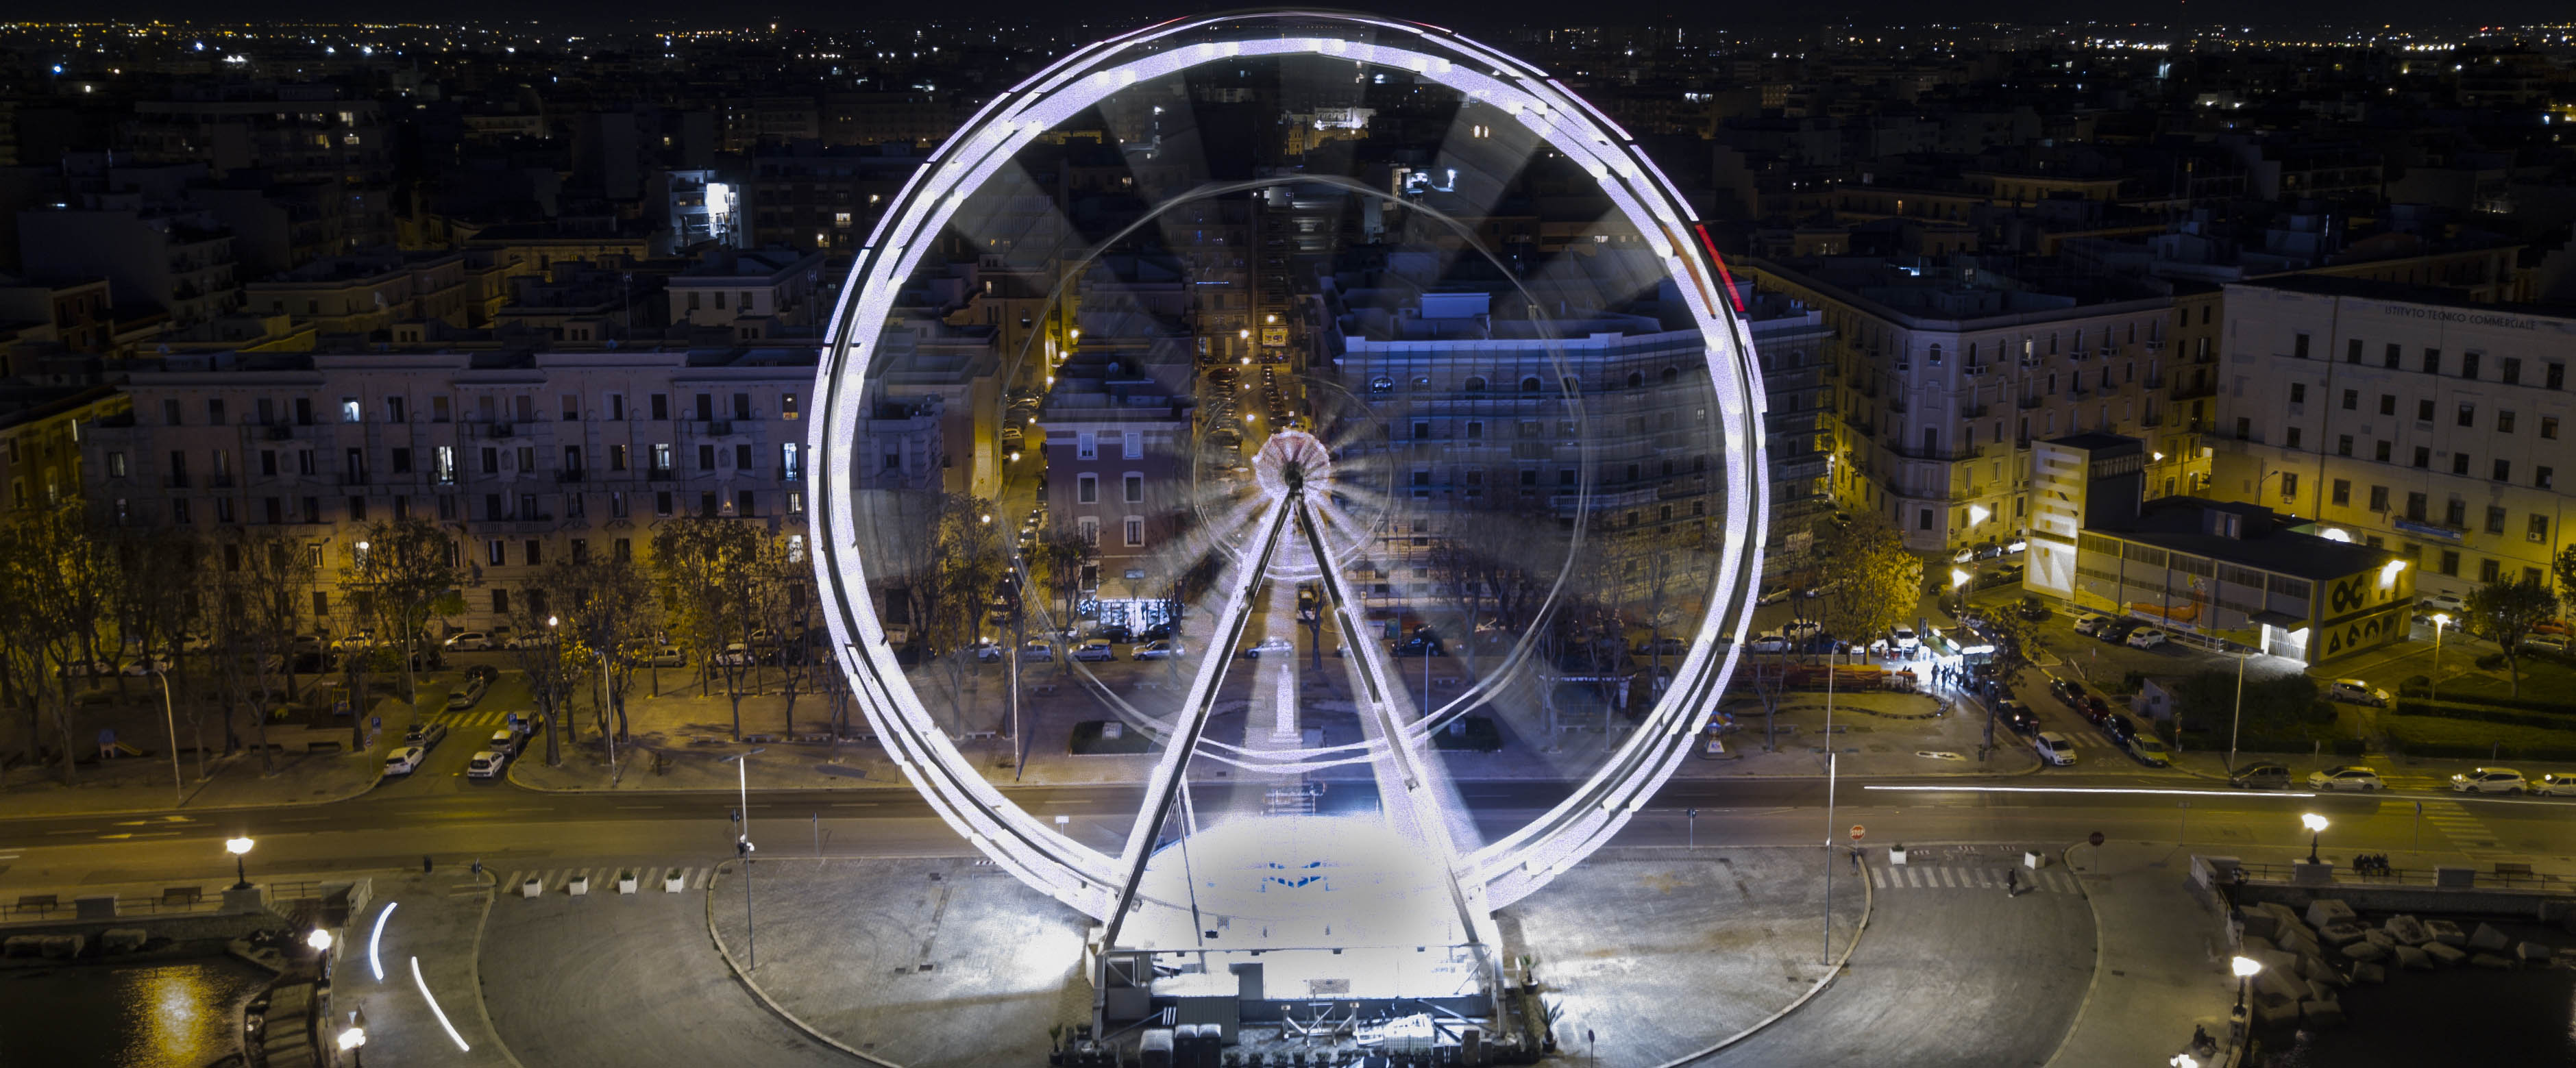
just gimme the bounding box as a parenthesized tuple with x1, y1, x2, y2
(2088, 831, 2106, 847)
(1850, 825, 1865, 841)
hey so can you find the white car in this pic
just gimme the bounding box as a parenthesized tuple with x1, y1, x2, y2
(972, 639, 1005, 662)
(2324, 679, 2391, 707)
(1239, 637, 1295, 659)
(2420, 591, 2467, 616)
(1133, 640, 1185, 660)
(2532, 773, 2576, 797)
(2308, 765, 2385, 791)
(383, 745, 426, 776)
(1745, 635, 1793, 654)
(1072, 640, 1118, 662)
(2451, 767, 2527, 794)
(465, 751, 504, 779)
(2125, 628, 2170, 649)
(1890, 628, 1921, 651)
(2072, 615, 2108, 636)
(642, 645, 685, 668)
(2033, 731, 2076, 767)
(443, 632, 493, 651)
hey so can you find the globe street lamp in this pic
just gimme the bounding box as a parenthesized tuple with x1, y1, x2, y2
(225, 836, 255, 889)
(2301, 812, 2329, 865)
(2231, 954, 2262, 1017)
(306, 928, 333, 954)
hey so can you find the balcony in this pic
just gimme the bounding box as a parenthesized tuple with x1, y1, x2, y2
(1890, 442, 1984, 463)
(557, 470, 587, 483)
(2170, 379, 2216, 401)
(2017, 395, 2042, 410)
(1961, 403, 1989, 419)
(487, 423, 519, 440)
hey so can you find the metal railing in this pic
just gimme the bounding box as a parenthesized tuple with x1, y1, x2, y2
(2228, 859, 2575, 891)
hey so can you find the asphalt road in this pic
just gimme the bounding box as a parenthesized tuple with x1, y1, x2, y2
(9, 767, 2573, 892)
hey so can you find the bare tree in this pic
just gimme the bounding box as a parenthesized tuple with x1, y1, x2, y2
(501, 585, 584, 767)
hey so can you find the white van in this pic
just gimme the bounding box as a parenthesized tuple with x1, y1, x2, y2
(2033, 731, 2076, 767)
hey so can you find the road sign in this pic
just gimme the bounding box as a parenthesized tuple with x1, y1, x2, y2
(2088, 831, 2106, 847)
(1850, 825, 1865, 841)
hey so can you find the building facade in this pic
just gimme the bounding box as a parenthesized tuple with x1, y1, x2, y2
(81, 349, 822, 634)
(2213, 276, 2576, 605)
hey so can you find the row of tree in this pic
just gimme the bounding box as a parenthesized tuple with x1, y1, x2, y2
(0, 504, 837, 786)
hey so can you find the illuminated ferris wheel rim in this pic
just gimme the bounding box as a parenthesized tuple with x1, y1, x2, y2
(809, 9, 1771, 921)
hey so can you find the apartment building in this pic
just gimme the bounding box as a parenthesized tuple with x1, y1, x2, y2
(1743, 255, 2214, 557)
(2213, 276, 2576, 604)
(81, 349, 837, 633)
(1037, 340, 1195, 631)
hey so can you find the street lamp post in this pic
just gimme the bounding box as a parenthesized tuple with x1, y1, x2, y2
(336, 1006, 367, 1067)
(2302, 812, 2329, 865)
(720, 747, 768, 970)
(151, 666, 182, 807)
(2227, 647, 2248, 775)
(225, 836, 255, 889)
(2231, 954, 2262, 1018)
(2431, 613, 2451, 704)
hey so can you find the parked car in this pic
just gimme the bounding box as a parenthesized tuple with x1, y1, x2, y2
(1889, 628, 1921, 651)
(119, 656, 173, 677)
(713, 643, 756, 667)
(465, 751, 505, 779)
(2309, 766, 2385, 791)
(2015, 598, 2052, 622)
(642, 645, 685, 668)
(445, 674, 490, 711)
(2533, 773, 2576, 797)
(2072, 614, 2109, 636)
(1072, 640, 1118, 662)
(1996, 700, 2039, 736)
(404, 722, 449, 751)
(1392, 630, 1446, 657)
(489, 728, 522, 757)
(2048, 678, 2089, 709)
(1240, 636, 1295, 659)
(383, 746, 426, 776)
(2451, 767, 2528, 794)
(1756, 588, 1793, 607)
(2125, 628, 2170, 650)
(2229, 763, 2292, 789)
(1093, 625, 1133, 644)
(1745, 634, 1793, 654)
(1634, 636, 1689, 657)
(443, 632, 494, 652)
(972, 639, 1005, 663)
(1133, 640, 1185, 660)
(2420, 591, 2468, 616)
(2097, 619, 2142, 643)
(2125, 735, 2172, 767)
(2523, 634, 2572, 658)
(2324, 679, 2391, 707)
(1020, 641, 1054, 662)
(1138, 623, 1177, 642)
(2077, 695, 2113, 724)
(2032, 731, 2077, 767)
(2103, 715, 2139, 745)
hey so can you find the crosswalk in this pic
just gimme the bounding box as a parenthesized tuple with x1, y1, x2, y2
(428, 708, 516, 731)
(499, 865, 720, 894)
(2412, 799, 2514, 858)
(1866, 862, 2080, 895)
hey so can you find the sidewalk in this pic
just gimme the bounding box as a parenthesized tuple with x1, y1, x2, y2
(2046, 841, 2238, 1068)
(0, 693, 415, 819)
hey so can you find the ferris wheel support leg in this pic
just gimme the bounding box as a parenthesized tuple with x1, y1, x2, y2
(1290, 495, 1510, 1015)
(1096, 496, 1298, 956)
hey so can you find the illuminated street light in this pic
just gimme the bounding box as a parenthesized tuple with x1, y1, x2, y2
(2301, 812, 2328, 865)
(2231, 954, 2262, 1016)
(2431, 613, 2451, 704)
(306, 928, 334, 953)
(225, 836, 255, 889)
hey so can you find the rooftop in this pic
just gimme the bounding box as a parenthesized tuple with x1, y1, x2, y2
(2100, 496, 2400, 583)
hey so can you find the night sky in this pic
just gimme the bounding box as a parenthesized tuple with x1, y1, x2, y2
(10, 0, 2568, 34)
